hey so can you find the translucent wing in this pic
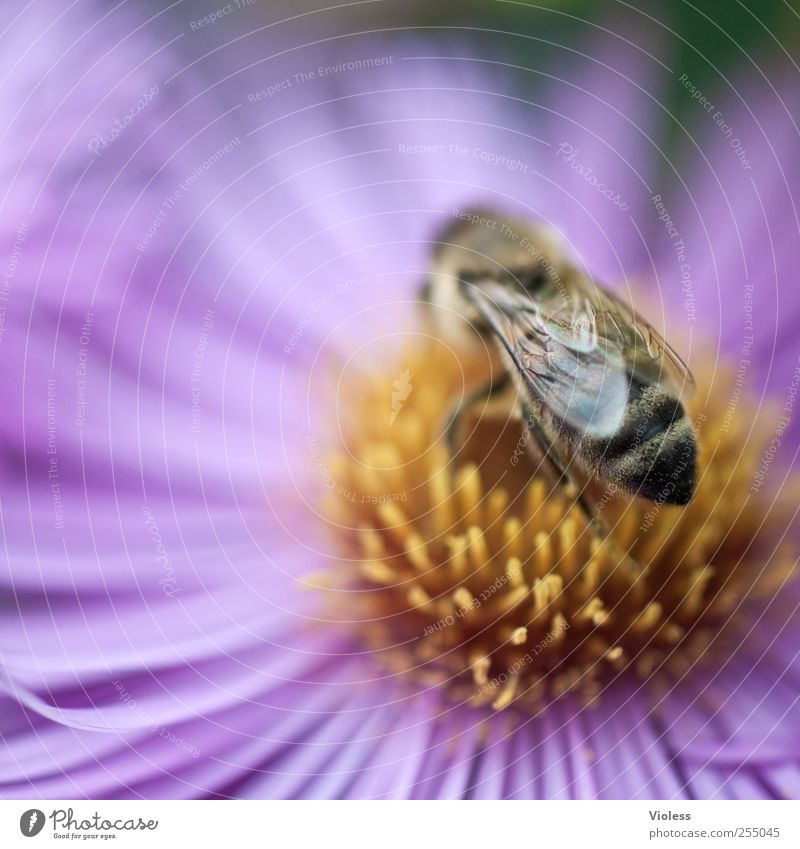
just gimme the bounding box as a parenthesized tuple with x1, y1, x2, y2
(463, 280, 629, 438)
(581, 282, 695, 397)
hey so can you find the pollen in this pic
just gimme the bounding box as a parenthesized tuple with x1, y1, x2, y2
(317, 339, 798, 711)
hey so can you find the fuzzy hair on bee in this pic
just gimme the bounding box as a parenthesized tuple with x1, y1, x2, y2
(421, 209, 697, 523)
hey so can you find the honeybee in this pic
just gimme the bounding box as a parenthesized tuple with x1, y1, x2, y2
(421, 210, 697, 534)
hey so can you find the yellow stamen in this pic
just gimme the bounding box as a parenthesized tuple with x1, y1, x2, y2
(318, 341, 798, 711)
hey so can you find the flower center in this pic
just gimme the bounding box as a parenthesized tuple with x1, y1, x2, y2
(319, 339, 796, 711)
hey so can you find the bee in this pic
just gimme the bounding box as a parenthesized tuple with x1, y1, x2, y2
(421, 210, 697, 534)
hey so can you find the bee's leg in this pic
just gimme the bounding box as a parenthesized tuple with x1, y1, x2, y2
(445, 373, 511, 457)
(418, 278, 455, 341)
(521, 402, 611, 540)
(418, 280, 435, 335)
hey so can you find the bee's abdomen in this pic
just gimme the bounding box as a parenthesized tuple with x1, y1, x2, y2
(588, 387, 697, 505)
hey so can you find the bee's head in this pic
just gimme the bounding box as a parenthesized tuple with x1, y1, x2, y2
(424, 209, 581, 319)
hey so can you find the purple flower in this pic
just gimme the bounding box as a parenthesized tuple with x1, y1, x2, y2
(1, 3, 798, 800)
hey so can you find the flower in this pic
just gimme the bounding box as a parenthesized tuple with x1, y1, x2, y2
(1, 2, 799, 800)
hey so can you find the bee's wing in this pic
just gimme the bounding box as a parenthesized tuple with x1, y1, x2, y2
(463, 281, 629, 438)
(586, 284, 695, 397)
